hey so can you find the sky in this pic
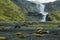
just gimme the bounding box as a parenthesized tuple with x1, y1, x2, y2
(27, 0, 56, 3)
(40, 0, 56, 3)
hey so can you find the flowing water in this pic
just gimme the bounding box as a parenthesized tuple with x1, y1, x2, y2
(40, 3, 48, 22)
(27, 0, 48, 22)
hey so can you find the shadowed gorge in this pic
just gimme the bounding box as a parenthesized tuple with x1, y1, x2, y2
(0, 0, 60, 22)
(0, 0, 60, 27)
(12, 0, 60, 22)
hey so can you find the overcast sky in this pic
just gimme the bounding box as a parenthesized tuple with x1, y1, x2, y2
(27, 0, 56, 3)
(40, 0, 56, 3)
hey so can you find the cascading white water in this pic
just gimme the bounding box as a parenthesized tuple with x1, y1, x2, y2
(40, 3, 48, 22)
(27, 0, 48, 22)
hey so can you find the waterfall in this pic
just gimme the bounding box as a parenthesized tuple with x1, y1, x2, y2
(27, 0, 48, 22)
(40, 3, 48, 22)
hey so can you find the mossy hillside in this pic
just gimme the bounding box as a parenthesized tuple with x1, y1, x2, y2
(48, 10, 60, 22)
(0, 0, 27, 22)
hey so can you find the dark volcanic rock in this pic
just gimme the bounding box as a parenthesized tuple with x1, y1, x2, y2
(45, 1, 60, 12)
(12, 0, 40, 12)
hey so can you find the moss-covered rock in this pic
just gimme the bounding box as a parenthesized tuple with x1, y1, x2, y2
(49, 10, 60, 22)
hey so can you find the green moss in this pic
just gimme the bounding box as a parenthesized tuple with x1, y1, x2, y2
(0, 0, 27, 22)
(49, 10, 60, 22)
